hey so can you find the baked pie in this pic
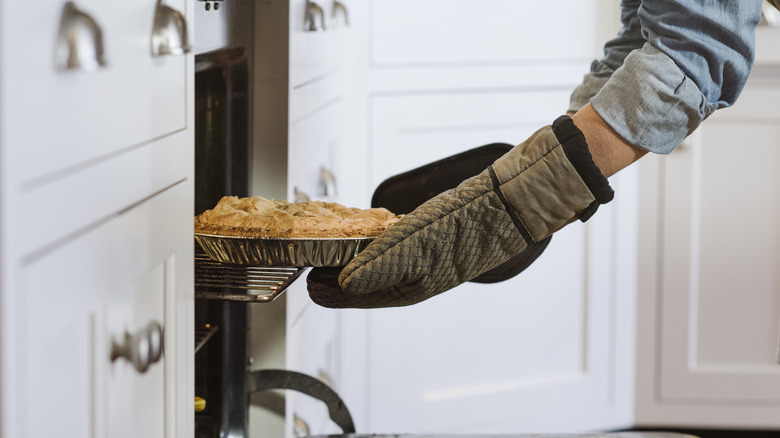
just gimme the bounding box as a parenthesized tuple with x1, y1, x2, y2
(194, 195, 402, 238)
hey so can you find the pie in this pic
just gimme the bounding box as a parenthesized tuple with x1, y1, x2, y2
(194, 195, 402, 238)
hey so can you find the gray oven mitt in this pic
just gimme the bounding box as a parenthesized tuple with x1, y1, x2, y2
(308, 116, 614, 308)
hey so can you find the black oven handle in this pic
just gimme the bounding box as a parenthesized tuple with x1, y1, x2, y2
(248, 369, 357, 434)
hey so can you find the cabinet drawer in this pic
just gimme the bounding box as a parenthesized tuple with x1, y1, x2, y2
(290, 0, 352, 88)
(19, 182, 191, 437)
(2, 0, 188, 186)
(286, 290, 341, 437)
(370, 0, 606, 66)
(288, 99, 343, 202)
(369, 89, 572, 188)
(18, 130, 188, 256)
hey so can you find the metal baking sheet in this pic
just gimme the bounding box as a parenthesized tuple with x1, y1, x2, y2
(194, 233, 375, 267)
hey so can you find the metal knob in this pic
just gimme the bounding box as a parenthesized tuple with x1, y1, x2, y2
(111, 321, 164, 373)
(55, 2, 107, 71)
(151, 0, 191, 56)
(305, 0, 326, 32)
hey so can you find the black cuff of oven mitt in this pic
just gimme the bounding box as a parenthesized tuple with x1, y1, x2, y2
(552, 115, 614, 222)
(552, 116, 615, 203)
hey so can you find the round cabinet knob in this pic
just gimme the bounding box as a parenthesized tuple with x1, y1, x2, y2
(111, 321, 165, 373)
(146, 321, 164, 364)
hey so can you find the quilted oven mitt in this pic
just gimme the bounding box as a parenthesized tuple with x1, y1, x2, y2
(308, 116, 614, 308)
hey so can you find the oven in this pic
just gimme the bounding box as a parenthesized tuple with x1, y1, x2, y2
(192, 1, 347, 437)
(192, 1, 256, 437)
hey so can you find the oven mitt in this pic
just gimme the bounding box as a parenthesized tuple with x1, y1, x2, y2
(308, 116, 614, 308)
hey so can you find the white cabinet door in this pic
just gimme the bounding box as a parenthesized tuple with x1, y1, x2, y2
(285, 281, 342, 438)
(362, 91, 634, 434)
(638, 77, 780, 428)
(368, 90, 573, 188)
(19, 182, 192, 438)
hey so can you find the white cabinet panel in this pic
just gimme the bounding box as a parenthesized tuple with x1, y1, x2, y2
(288, 99, 343, 203)
(370, 0, 608, 66)
(369, 89, 572, 188)
(658, 80, 780, 404)
(290, 0, 353, 88)
(18, 131, 188, 256)
(364, 89, 632, 433)
(2, 0, 187, 186)
(365, 210, 629, 433)
(19, 182, 191, 437)
(285, 281, 342, 437)
(635, 77, 780, 429)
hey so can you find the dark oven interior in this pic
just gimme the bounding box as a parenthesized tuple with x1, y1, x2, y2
(194, 47, 252, 438)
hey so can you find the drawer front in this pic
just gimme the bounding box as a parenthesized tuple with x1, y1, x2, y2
(290, 0, 353, 88)
(18, 130, 188, 257)
(370, 0, 608, 66)
(285, 287, 341, 437)
(2, 0, 188, 186)
(20, 182, 191, 437)
(288, 99, 343, 202)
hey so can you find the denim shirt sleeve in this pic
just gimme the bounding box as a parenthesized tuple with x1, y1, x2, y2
(568, 0, 645, 113)
(570, 0, 763, 154)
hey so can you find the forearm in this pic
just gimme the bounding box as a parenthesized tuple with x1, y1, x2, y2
(569, 104, 647, 178)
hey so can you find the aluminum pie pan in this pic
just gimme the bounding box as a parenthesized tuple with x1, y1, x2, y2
(194, 233, 375, 267)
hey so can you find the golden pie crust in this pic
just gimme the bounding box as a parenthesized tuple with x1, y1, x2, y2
(194, 196, 402, 238)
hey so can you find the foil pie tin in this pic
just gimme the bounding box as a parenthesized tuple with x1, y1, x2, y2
(194, 233, 375, 267)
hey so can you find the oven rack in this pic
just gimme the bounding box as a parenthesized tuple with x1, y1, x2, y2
(195, 247, 306, 302)
(194, 324, 218, 354)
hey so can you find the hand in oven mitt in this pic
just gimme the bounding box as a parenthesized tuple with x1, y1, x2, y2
(307, 116, 614, 308)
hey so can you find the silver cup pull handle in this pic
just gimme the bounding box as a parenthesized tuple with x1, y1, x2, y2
(55, 2, 107, 71)
(332, 0, 350, 27)
(151, 0, 192, 56)
(318, 167, 337, 199)
(294, 187, 311, 203)
(305, 0, 326, 32)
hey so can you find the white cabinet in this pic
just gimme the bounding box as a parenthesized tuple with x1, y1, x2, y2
(22, 183, 191, 438)
(635, 72, 780, 429)
(335, 0, 634, 434)
(369, 0, 608, 67)
(0, 0, 194, 436)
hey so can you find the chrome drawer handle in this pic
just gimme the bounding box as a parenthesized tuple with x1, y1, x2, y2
(332, 0, 349, 27)
(151, 0, 191, 56)
(111, 321, 164, 373)
(55, 2, 107, 71)
(762, 1, 780, 26)
(305, 0, 326, 32)
(318, 167, 337, 199)
(294, 187, 311, 203)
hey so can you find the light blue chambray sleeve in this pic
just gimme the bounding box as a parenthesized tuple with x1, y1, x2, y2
(571, 0, 763, 154)
(568, 0, 644, 113)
